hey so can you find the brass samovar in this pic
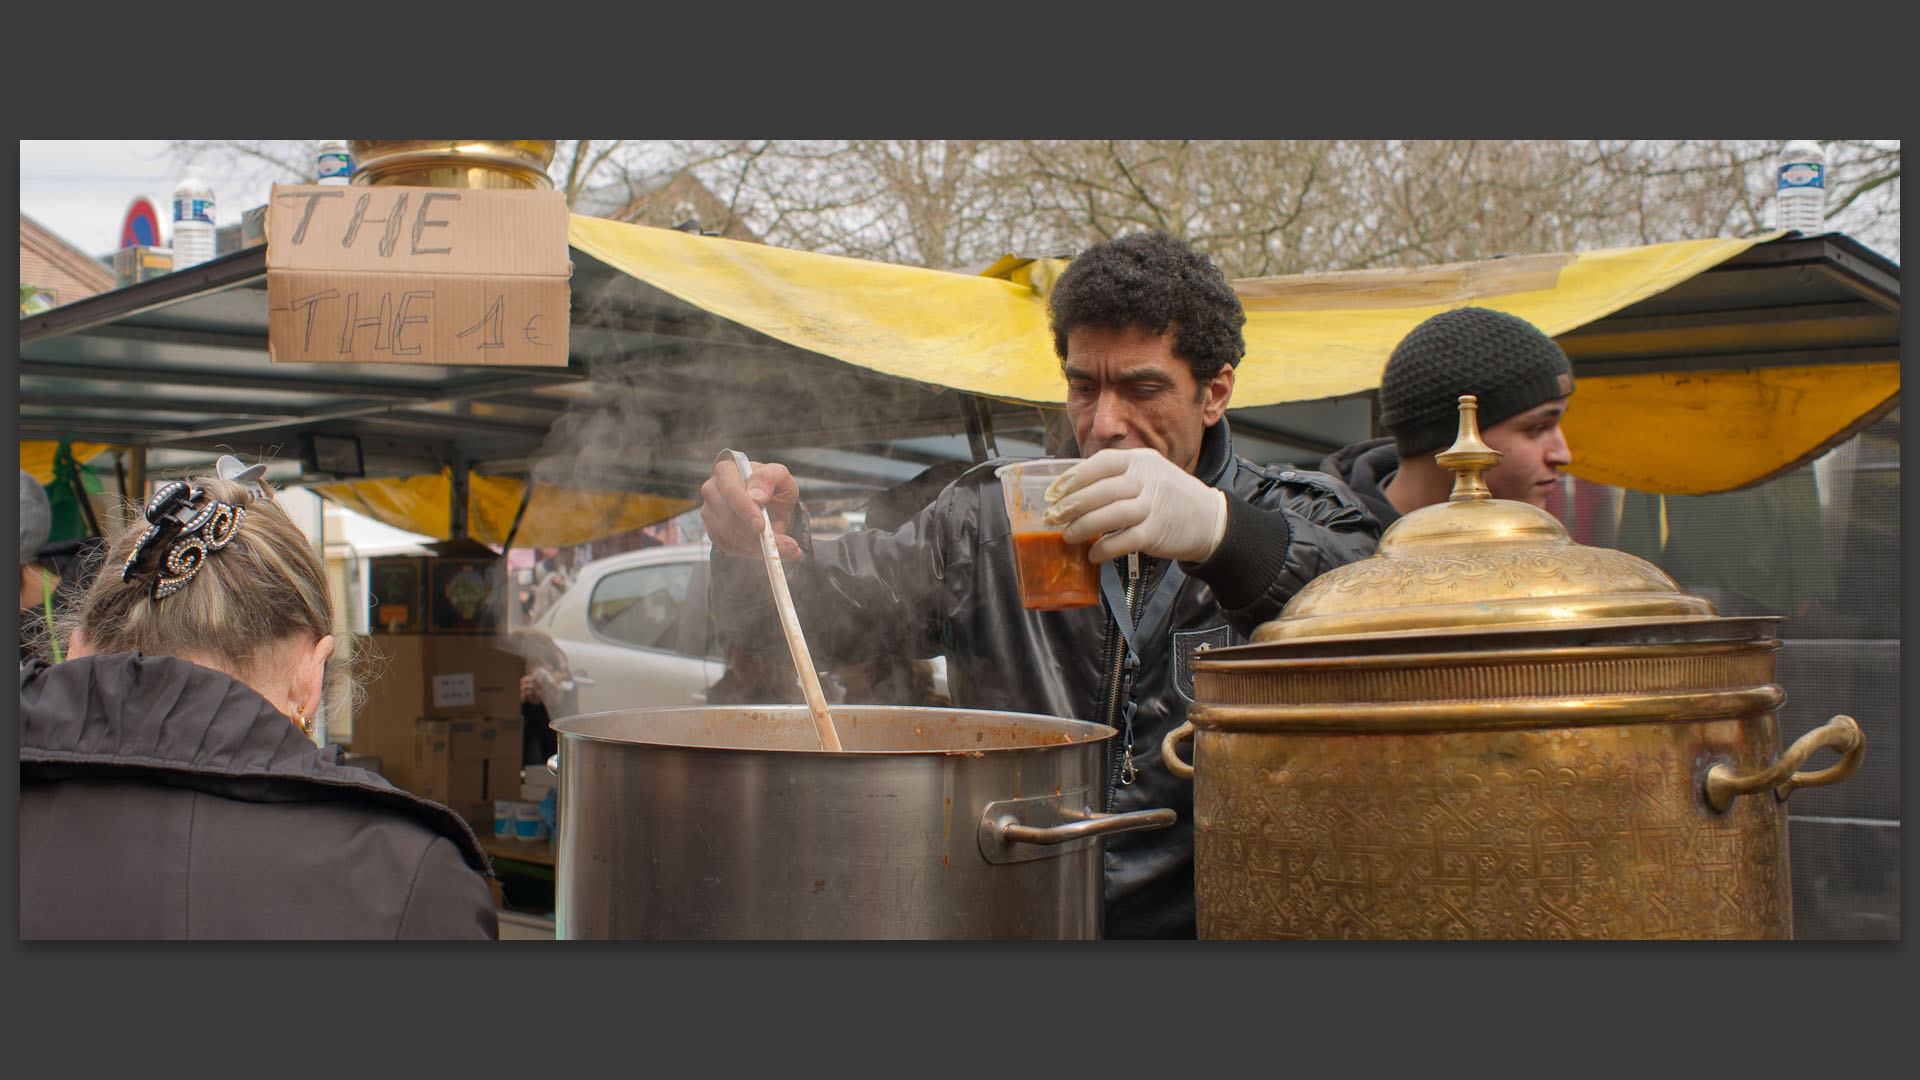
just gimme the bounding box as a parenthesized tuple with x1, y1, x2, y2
(1164, 396, 1864, 939)
(348, 141, 558, 190)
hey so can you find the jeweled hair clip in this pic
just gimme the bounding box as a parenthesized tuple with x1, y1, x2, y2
(122, 480, 248, 600)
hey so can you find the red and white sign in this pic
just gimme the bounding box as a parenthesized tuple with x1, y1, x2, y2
(120, 197, 162, 249)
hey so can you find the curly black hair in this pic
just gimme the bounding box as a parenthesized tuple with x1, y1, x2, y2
(1047, 230, 1246, 383)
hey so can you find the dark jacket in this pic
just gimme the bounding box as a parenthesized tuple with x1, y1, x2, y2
(712, 420, 1380, 938)
(1320, 436, 1405, 530)
(20, 652, 498, 940)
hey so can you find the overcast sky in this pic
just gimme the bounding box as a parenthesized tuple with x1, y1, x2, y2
(19, 140, 283, 256)
(22, 138, 1899, 263)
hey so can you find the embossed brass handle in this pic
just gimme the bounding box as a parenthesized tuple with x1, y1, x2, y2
(1161, 720, 1196, 780)
(1705, 714, 1865, 812)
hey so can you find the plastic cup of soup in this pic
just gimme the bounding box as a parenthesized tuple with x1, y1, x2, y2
(995, 459, 1100, 611)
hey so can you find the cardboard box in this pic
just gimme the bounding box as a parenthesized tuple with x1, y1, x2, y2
(263, 184, 570, 366)
(520, 766, 557, 804)
(241, 204, 268, 248)
(367, 556, 425, 632)
(369, 633, 524, 716)
(351, 632, 525, 792)
(412, 713, 524, 829)
(114, 245, 173, 288)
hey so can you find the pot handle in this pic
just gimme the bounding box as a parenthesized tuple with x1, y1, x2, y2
(1160, 721, 1196, 780)
(998, 808, 1177, 846)
(1704, 714, 1865, 812)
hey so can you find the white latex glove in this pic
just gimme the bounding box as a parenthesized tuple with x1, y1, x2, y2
(1042, 447, 1229, 564)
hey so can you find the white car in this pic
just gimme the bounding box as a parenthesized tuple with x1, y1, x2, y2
(517, 542, 948, 720)
(521, 543, 726, 718)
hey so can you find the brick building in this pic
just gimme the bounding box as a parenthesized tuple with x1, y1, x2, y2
(20, 213, 115, 311)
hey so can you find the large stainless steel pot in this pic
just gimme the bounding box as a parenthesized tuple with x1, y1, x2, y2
(553, 705, 1175, 939)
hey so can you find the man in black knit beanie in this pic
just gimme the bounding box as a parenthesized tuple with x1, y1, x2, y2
(1321, 306, 1574, 528)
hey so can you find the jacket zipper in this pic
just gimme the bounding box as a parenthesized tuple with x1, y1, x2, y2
(1100, 552, 1142, 808)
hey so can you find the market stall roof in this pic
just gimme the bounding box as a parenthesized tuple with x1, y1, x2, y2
(573, 221, 1899, 495)
(17, 230, 1076, 545)
(16, 236, 1052, 488)
(18, 222, 1900, 545)
(1551, 233, 1898, 492)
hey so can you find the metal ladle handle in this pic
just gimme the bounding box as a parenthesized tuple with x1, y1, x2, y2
(1704, 714, 1865, 812)
(727, 450, 843, 753)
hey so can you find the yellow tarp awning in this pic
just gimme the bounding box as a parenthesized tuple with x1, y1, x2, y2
(311, 470, 695, 549)
(1232, 238, 1778, 403)
(19, 441, 116, 485)
(570, 218, 1897, 494)
(569, 214, 1072, 404)
(1560, 364, 1900, 494)
(15, 442, 692, 547)
(570, 217, 1774, 407)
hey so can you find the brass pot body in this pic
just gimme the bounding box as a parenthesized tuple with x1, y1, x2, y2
(1178, 396, 1863, 939)
(1184, 622, 1797, 939)
(348, 140, 557, 190)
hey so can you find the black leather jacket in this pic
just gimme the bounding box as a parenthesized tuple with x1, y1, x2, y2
(1320, 436, 1405, 531)
(712, 419, 1381, 938)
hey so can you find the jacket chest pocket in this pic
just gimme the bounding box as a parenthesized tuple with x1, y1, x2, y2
(1171, 624, 1231, 703)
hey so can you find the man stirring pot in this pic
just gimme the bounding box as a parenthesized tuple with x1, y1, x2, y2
(701, 231, 1379, 938)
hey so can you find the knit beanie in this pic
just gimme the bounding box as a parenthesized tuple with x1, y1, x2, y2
(20, 470, 52, 567)
(1378, 307, 1575, 457)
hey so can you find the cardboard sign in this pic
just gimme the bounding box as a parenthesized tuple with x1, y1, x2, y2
(265, 183, 570, 366)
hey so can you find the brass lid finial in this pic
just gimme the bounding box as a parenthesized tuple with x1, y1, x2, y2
(1434, 395, 1503, 502)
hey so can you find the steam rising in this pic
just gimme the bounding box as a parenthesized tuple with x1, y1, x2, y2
(511, 264, 1030, 709)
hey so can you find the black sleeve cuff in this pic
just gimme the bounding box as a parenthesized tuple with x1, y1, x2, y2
(1184, 496, 1293, 613)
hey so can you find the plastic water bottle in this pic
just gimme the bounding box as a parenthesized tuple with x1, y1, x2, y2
(1773, 140, 1828, 233)
(170, 174, 217, 270)
(316, 140, 352, 185)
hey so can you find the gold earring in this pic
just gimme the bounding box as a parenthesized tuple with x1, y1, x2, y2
(295, 705, 312, 737)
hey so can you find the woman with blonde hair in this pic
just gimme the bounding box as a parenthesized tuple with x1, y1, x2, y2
(20, 457, 498, 939)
